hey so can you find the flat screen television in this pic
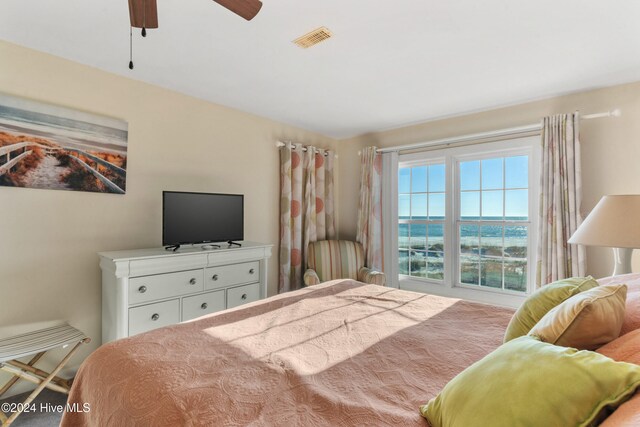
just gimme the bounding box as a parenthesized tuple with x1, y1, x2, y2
(162, 191, 244, 248)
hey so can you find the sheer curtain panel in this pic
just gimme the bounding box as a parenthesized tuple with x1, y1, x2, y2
(279, 143, 336, 293)
(356, 146, 383, 271)
(536, 113, 586, 287)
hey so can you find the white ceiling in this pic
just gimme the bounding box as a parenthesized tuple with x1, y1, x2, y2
(1, 1, 640, 139)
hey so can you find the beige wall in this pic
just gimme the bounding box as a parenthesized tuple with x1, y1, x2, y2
(337, 81, 640, 279)
(0, 40, 336, 387)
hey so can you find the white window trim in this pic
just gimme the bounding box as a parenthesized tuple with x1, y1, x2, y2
(382, 151, 399, 287)
(395, 136, 540, 308)
(397, 156, 447, 282)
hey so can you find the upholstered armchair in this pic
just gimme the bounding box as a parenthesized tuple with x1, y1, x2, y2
(303, 240, 386, 287)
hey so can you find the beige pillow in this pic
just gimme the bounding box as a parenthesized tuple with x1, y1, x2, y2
(503, 276, 598, 342)
(529, 284, 627, 350)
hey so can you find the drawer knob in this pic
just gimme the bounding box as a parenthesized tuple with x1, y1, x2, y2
(151, 313, 160, 321)
(201, 303, 208, 310)
(138, 286, 147, 293)
(212, 274, 219, 281)
(189, 278, 197, 285)
(249, 268, 255, 274)
(241, 294, 247, 300)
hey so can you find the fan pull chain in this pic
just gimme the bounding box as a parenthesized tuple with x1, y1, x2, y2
(129, 26, 134, 70)
(142, 0, 147, 37)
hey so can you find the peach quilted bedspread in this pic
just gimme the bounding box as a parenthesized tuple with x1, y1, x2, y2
(599, 273, 640, 427)
(62, 280, 513, 426)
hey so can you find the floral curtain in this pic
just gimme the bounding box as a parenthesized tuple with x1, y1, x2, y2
(279, 143, 336, 293)
(536, 113, 586, 287)
(356, 146, 383, 271)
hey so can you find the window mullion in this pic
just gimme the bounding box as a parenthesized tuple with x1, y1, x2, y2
(477, 223, 482, 286)
(447, 154, 456, 288)
(502, 224, 506, 291)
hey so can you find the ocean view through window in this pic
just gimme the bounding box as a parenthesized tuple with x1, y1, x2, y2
(395, 136, 538, 301)
(458, 156, 529, 292)
(399, 163, 446, 280)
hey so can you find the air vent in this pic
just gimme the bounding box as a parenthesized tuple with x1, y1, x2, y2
(293, 27, 333, 49)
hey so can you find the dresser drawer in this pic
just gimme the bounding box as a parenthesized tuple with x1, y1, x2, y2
(129, 269, 204, 305)
(206, 261, 259, 290)
(182, 290, 226, 322)
(226, 283, 261, 309)
(128, 299, 180, 336)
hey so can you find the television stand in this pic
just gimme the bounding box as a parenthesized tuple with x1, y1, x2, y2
(227, 241, 242, 248)
(99, 241, 273, 343)
(164, 244, 181, 252)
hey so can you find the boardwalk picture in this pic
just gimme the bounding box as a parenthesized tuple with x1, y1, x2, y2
(0, 93, 128, 194)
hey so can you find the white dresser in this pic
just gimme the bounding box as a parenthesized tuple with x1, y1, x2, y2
(99, 241, 272, 343)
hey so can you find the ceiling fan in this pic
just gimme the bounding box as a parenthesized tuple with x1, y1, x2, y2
(126, 0, 263, 69)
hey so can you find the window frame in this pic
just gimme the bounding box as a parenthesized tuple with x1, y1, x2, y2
(453, 148, 536, 296)
(395, 136, 539, 307)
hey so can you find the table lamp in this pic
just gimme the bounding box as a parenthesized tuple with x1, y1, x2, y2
(568, 195, 640, 276)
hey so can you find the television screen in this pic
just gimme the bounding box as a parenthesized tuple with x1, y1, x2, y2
(162, 191, 244, 246)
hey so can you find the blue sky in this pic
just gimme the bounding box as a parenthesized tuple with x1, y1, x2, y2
(399, 156, 528, 219)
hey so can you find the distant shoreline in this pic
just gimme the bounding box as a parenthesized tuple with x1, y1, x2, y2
(0, 123, 127, 155)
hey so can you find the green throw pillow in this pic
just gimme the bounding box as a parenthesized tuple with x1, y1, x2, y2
(420, 336, 640, 427)
(504, 276, 598, 342)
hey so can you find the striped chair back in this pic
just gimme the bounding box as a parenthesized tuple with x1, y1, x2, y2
(307, 240, 365, 282)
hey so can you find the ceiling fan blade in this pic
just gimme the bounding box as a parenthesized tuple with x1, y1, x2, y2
(212, 0, 263, 21)
(128, 0, 158, 29)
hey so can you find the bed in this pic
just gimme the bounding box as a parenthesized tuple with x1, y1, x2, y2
(62, 276, 640, 426)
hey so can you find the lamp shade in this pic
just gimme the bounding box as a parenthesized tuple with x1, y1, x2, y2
(568, 195, 640, 248)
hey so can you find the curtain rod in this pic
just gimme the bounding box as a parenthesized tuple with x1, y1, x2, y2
(374, 109, 622, 154)
(275, 141, 338, 158)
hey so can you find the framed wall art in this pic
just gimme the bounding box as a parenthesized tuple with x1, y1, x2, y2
(0, 93, 128, 194)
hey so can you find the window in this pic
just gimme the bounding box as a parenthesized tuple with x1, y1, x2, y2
(395, 137, 538, 300)
(398, 163, 446, 280)
(457, 156, 529, 292)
